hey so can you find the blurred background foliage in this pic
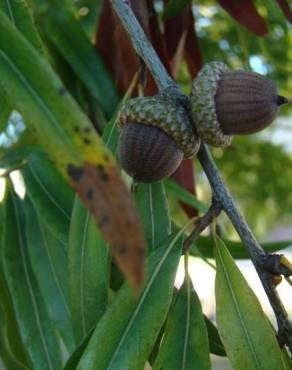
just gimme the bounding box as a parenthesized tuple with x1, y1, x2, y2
(1, 0, 292, 239)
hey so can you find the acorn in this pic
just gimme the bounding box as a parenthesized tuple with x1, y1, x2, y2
(190, 61, 288, 147)
(117, 95, 200, 182)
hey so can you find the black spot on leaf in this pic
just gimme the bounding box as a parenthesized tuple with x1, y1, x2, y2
(117, 245, 127, 254)
(59, 87, 67, 96)
(86, 188, 94, 199)
(67, 164, 84, 182)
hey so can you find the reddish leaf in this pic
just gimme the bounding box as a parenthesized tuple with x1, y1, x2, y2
(217, 0, 268, 36)
(172, 159, 198, 218)
(164, 3, 190, 78)
(146, 0, 171, 82)
(130, 0, 151, 36)
(96, 0, 170, 95)
(276, 0, 292, 23)
(96, 0, 139, 94)
(184, 10, 203, 78)
(67, 161, 145, 290)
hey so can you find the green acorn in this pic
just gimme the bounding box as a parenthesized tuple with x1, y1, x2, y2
(118, 95, 200, 182)
(190, 62, 288, 147)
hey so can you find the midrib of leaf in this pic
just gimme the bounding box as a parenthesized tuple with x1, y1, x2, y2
(215, 240, 261, 370)
(80, 211, 90, 337)
(106, 228, 185, 369)
(50, 21, 90, 74)
(39, 219, 70, 316)
(182, 277, 191, 370)
(4, 0, 15, 24)
(148, 184, 155, 247)
(28, 163, 71, 220)
(12, 194, 54, 370)
(105, 120, 117, 147)
(0, 49, 78, 157)
(161, 183, 171, 235)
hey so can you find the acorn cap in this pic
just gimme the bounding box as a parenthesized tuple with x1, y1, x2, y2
(190, 61, 231, 147)
(118, 95, 201, 158)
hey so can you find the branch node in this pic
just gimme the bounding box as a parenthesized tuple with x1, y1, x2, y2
(183, 197, 222, 252)
(259, 254, 292, 278)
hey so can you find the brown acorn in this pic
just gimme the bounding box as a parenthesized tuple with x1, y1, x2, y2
(190, 62, 288, 147)
(117, 96, 200, 182)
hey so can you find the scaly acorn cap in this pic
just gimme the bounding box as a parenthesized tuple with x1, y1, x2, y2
(118, 95, 200, 158)
(190, 62, 231, 147)
(190, 62, 288, 147)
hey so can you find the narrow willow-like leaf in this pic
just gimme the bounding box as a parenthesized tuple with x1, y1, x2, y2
(69, 196, 110, 344)
(163, 0, 192, 20)
(25, 198, 75, 352)
(214, 236, 286, 370)
(77, 229, 185, 370)
(164, 179, 208, 213)
(0, 0, 45, 128)
(191, 236, 292, 260)
(0, 306, 28, 370)
(0, 145, 37, 170)
(0, 195, 32, 368)
(3, 188, 62, 370)
(63, 329, 94, 370)
(134, 182, 171, 251)
(204, 316, 226, 357)
(0, 91, 11, 132)
(22, 152, 74, 244)
(0, 270, 31, 368)
(102, 72, 138, 154)
(153, 275, 210, 370)
(43, 6, 119, 118)
(0, 0, 44, 53)
(281, 347, 292, 370)
(0, 9, 145, 289)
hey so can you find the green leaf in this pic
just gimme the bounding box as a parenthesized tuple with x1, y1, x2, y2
(0, 195, 31, 368)
(22, 152, 74, 244)
(163, 0, 192, 20)
(2, 187, 62, 370)
(69, 196, 110, 344)
(204, 316, 226, 357)
(0, 145, 36, 170)
(0, 271, 31, 368)
(214, 236, 286, 370)
(77, 229, 185, 370)
(0, 9, 145, 289)
(102, 72, 138, 154)
(134, 182, 171, 251)
(0, 0, 45, 53)
(153, 275, 210, 370)
(102, 109, 120, 155)
(0, 0, 45, 129)
(0, 91, 11, 132)
(24, 198, 75, 352)
(191, 236, 292, 260)
(0, 305, 28, 370)
(165, 179, 208, 213)
(43, 7, 119, 118)
(63, 329, 94, 370)
(281, 347, 292, 370)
